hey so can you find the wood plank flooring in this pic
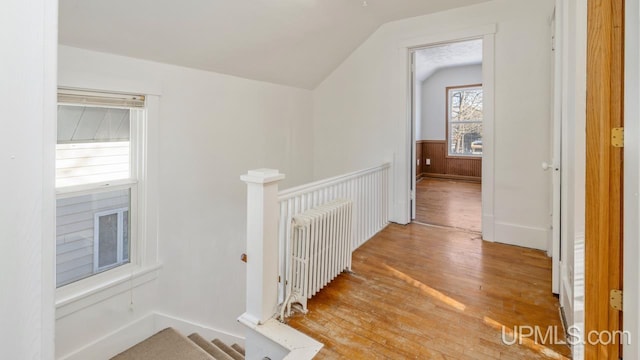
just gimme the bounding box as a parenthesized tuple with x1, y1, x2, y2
(287, 223, 571, 359)
(415, 178, 482, 233)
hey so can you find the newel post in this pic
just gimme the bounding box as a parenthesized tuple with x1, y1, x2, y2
(241, 168, 285, 325)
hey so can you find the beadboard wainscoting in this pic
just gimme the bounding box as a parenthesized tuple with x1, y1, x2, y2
(416, 140, 482, 181)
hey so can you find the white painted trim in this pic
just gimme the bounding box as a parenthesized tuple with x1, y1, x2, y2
(42, 1, 59, 357)
(397, 26, 496, 243)
(550, 0, 564, 295)
(481, 33, 496, 242)
(56, 312, 244, 360)
(55, 179, 137, 197)
(573, 233, 585, 359)
(278, 163, 391, 200)
(482, 214, 495, 242)
(573, 233, 584, 312)
(624, 0, 640, 357)
(560, 263, 574, 327)
(55, 264, 162, 319)
(238, 313, 322, 360)
(399, 24, 497, 50)
(493, 222, 549, 250)
(410, 51, 417, 220)
(558, 0, 571, 319)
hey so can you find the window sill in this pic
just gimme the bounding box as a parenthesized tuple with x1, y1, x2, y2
(55, 263, 162, 320)
(445, 154, 483, 160)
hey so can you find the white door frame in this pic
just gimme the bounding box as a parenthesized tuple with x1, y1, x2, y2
(397, 24, 496, 241)
(410, 51, 417, 220)
(550, 2, 563, 295)
(624, 0, 640, 356)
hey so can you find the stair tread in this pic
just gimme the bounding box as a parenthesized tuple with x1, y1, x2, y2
(111, 328, 215, 360)
(188, 333, 235, 360)
(231, 343, 245, 356)
(212, 338, 245, 360)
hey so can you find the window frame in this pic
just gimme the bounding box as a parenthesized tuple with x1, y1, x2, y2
(445, 83, 483, 158)
(55, 97, 146, 288)
(54, 89, 160, 321)
(93, 206, 130, 272)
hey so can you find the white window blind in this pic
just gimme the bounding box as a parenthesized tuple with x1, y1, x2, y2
(58, 88, 145, 108)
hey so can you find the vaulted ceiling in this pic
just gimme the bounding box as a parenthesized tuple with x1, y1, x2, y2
(415, 39, 483, 83)
(59, 0, 491, 89)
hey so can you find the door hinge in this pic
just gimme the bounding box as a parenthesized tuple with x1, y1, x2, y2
(610, 289, 623, 311)
(611, 127, 624, 148)
(410, 190, 415, 200)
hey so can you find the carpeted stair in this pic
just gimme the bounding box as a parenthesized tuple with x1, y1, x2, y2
(111, 327, 245, 360)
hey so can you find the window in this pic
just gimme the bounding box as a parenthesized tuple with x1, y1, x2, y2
(94, 207, 129, 272)
(55, 89, 145, 288)
(447, 84, 483, 157)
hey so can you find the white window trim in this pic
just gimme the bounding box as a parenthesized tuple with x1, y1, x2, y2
(93, 207, 130, 272)
(55, 92, 161, 318)
(447, 85, 483, 157)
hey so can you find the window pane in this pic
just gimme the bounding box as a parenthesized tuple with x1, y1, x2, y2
(55, 188, 130, 287)
(450, 88, 483, 122)
(449, 86, 483, 156)
(56, 105, 131, 187)
(450, 123, 483, 156)
(98, 213, 118, 268)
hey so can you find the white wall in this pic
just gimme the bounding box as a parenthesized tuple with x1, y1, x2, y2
(57, 46, 314, 356)
(312, 0, 554, 250)
(0, 0, 57, 359)
(419, 64, 483, 140)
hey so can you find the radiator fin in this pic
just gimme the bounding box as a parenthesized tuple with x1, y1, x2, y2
(290, 199, 353, 312)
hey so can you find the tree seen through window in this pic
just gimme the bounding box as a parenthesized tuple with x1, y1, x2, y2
(448, 85, 483, 156)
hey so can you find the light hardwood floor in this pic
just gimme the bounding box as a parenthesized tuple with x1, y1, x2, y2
(287, 224, 570, 359)
(415, 178, 482, 233)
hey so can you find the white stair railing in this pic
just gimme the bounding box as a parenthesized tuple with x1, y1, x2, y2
(238, 164, 390, 359)
(276, 163, 390, 303)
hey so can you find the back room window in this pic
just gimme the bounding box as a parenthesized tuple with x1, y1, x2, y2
(447, 85, 483, 157)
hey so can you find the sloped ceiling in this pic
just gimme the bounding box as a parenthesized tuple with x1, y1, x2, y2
(59, 0, 491, 89)
(415, 39, 483, 83)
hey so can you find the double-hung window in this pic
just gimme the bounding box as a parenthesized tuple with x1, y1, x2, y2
(55, 89, 145, 288)
(447, 84, 483, 157)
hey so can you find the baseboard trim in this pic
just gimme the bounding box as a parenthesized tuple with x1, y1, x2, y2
(560, 262, 574, 318)
(58, 313, 156, 360)
(420, 173, 481, 183)
(493, 221, 548, 250)
(57, 312, 245, 360)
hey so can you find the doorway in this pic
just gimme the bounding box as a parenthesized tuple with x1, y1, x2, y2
(410, 40, 483, 234)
